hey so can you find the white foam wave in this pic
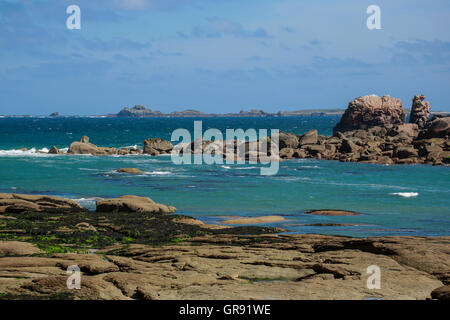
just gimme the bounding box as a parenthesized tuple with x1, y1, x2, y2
(390, 192, 419, 198)
(144, 171, 172, 175)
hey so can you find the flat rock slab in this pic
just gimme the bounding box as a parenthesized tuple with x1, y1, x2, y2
(222, 216, 286, 224)
(0, 241, 42, 256)
(0, 234, 448, 300)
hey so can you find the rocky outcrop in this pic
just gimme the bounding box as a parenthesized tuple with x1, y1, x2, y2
(0, 193, 85, 213)
(96, 195, 176, 214)
(409, 95, 431, 128)
(68, 136, 105, 155)
(333, 95, 406, 134)
(143, 138, 173, 155)
(117, 105, 163, 117)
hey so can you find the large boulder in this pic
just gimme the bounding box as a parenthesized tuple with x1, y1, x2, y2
(431, 285, 450, 301)
(0, 193, 85, 213)
(298, 130, 318, 146)
(333, 95, 406, 134)
(96, 195, 176, 214)
(420, 116, 450, 139)
(278, 132, 299, 149)
(68, 136, 106, 155)
(143, 138, 173, 155)
(409, 95, 431, 128)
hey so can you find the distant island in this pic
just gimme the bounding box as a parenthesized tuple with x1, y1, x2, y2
(1, 104, 449, 118)
(113, 105, 345, 118)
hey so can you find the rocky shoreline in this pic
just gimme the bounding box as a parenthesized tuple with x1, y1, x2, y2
(35, 94, 450, 166)
(0, 193, 449, 300)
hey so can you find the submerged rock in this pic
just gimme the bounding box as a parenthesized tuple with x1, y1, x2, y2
(304, 210, 361, 216)
(116, 168, 143, 174)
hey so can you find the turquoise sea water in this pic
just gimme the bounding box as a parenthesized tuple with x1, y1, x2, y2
(0, 116, 449, 237)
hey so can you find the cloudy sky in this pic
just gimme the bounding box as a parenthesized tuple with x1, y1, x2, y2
(0, 0, 449, 115)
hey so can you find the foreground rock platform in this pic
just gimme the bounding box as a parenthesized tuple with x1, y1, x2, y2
(0, 234, 448, 300)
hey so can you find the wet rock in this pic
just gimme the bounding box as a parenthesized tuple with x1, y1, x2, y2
(304, 210, 361, 216)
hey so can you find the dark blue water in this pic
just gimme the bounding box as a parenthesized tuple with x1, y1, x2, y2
(0, 116, 449, 237)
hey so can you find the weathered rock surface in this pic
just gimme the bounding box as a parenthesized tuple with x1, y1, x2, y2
(334, 95, 406, 134)
(409, 95, 431, 128)
(144, 138, 173, 155)
(0, 193, 85, 214)
(420, 115, 450, 139)
(0, 235, 447, 300)
(0, 241, 42, 256)
(96, 195, 176, 214)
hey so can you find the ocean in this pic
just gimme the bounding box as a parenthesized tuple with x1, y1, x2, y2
(0, 116, 449, 237)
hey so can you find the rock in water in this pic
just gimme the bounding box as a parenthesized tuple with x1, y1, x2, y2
(409, 95, 431, 128)
(48, 146, 60, 154)
(96, 195, 176, 214)
(143, 138, 173, 155)
(117, 168, 143, 174)
(333, 95, 406, 134)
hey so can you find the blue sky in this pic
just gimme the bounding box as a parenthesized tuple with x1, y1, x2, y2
(0, 0, 449, 115)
